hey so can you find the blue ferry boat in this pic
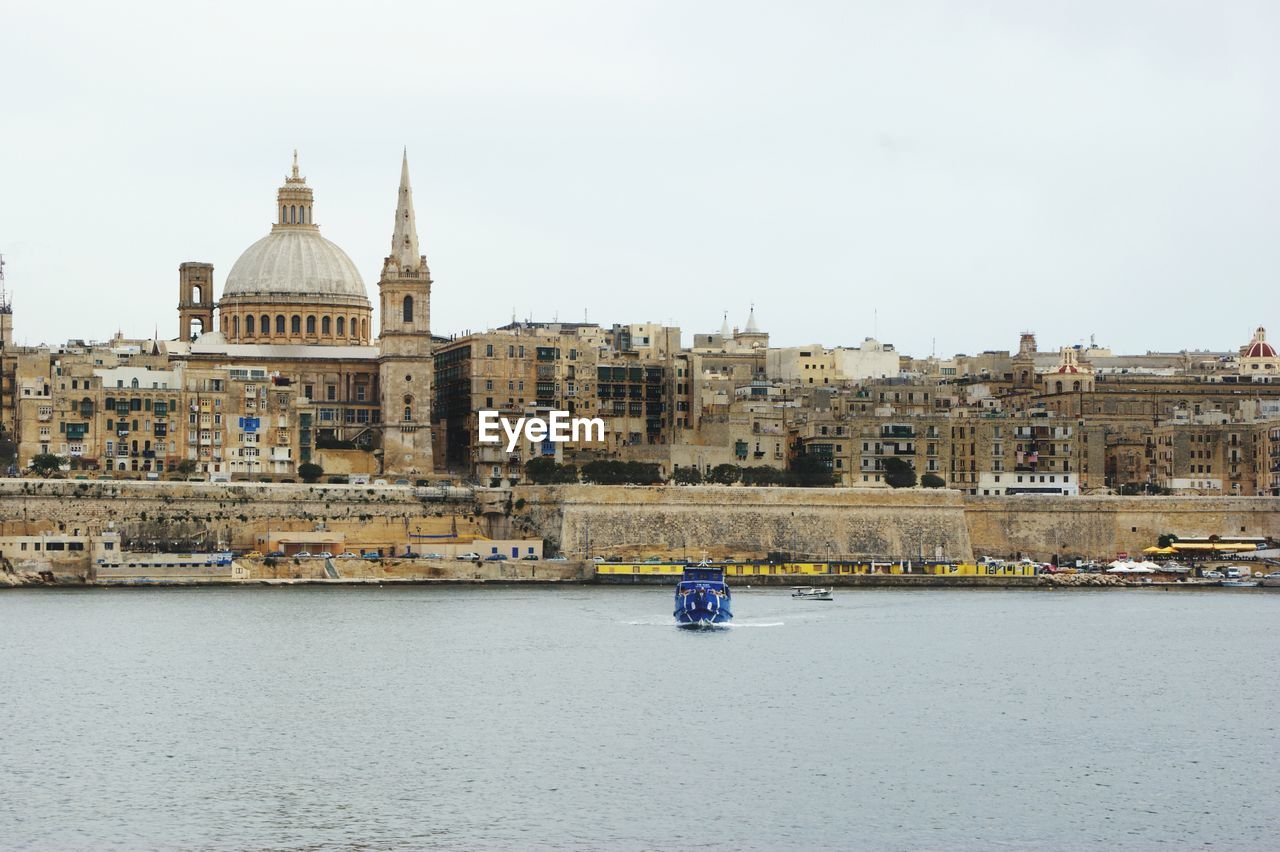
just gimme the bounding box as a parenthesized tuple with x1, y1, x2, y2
(673, 564, 733, 627)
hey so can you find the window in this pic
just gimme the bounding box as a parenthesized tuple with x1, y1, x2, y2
(291, 315, 301, 334)
(306, 316, 316, 335)
(232, 316, 240, 338)
(326, 385, 336, 401)
(276, 315, 285, 334)
(322, 316, 331, 335)
(246, 315, 255, 335)
(403, 295, 413, 323)
(337, 316, 345, 336)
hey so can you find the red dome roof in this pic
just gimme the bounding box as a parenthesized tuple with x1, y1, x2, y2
(1245, 327, 1276, 359)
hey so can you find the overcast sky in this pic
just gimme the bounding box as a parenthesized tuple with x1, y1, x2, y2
(2, 1, 1277, 357)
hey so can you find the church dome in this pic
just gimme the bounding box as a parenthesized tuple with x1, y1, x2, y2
(223, 229, 367, 302)
(1244, 326, 1276, 359)
(215, 154, 375, 346)
(219, 153, 369, 308)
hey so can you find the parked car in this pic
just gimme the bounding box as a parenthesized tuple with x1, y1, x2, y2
(338, 552, 359, 559)
(421, 553, 445, 560)
(1203, 570, 1224, 579)
(546, 555, 568, 562)
(317, 552, 333, 559)
(243, 551, 263, 559)
(591, 556, 606, 563)
(457, 552, 481, 560)
(362, 552, 381, 560)
(295, 551, 313, 558)
(267, 551, 286, 558)
(484, 553, 508, 562)
(402, 552, 420, 559)
(520, 554, 540, 561)
(373, 479, 388, 486)
(643, 556, 663, 563)
(394, 479, 410, 486)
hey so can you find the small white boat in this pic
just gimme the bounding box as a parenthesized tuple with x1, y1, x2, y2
(791, 585, 833, 601)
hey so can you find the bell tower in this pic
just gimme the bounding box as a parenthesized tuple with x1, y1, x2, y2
(178, 261, 214, 341)
(377, 149, 434, 475)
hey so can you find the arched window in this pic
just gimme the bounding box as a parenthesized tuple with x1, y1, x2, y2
(246, 314, 255, 336)
(336, 316, 346, 336)
(232, 316, 240, 338)
(281, 205, 287, 224)
(1073, 381, 1081, 392)
(306, 315, 316, 335)
(80, 398, 93, 418)
(361, 318, 368, 340)
(262, 314, 270, 334)
(131, 378, 140, 389)
(351, 317, 358, 338)
(403, 396, 413, 421)
(322, 316, 331, 335)
(290, 205, 296, 224)
(291, 315, 301, 334)
(192, 284, 203, 303)
(276, 315, 285, 334)
(403, 295, 414, 323)
(1055, 381, 1063, 393)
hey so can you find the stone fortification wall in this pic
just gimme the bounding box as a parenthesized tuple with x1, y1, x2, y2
(963, 495, 1280, 560)
(0, 480, 477, 550)
(516, 486, 1280, 563)
(514, 485, 974, 561)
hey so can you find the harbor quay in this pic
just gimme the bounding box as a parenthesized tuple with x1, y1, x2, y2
(1, 480, 1276, 589)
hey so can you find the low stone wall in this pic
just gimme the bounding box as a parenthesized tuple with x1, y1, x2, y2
(515, 485, 975, 562)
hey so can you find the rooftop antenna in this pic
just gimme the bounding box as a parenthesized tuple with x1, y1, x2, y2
(0, 253, 9, 314)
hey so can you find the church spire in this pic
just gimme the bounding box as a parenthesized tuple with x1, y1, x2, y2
(390, 148, 422, 273)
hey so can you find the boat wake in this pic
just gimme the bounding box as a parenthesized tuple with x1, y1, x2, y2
(620, 619, 784, 628)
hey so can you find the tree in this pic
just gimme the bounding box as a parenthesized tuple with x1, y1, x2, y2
(298, 462, 324, 483)
(882, 457, 917, 489)
(921, 473, 946, 488)
(709, 464, 741, 485)
(790, 454, 835, 488)
(522, 457, 577, 484)
(175, 459, 198, 477)
(741, 466, 784, 486)
(29, 453, 66, 478)
(1157, 533, 1179, 549)
(673, 466, 702, 485)
(0, 430, 15, 469)
(524, 456, 562, 485)
(581, 459, 662, 485)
